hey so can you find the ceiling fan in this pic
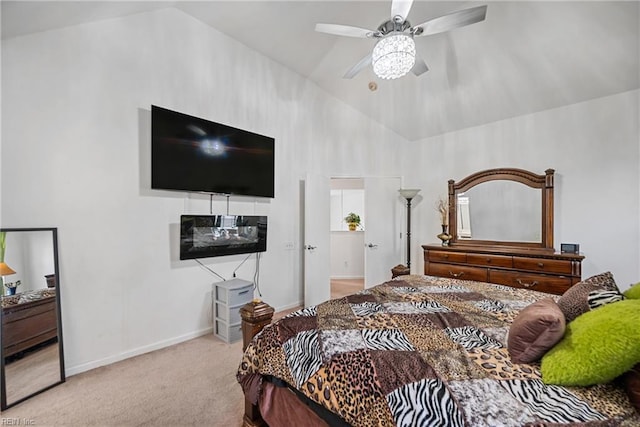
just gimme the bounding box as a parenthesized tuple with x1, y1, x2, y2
(315, 0, 487, 80)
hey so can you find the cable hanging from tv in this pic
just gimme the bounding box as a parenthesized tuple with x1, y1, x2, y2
(232, 253, 252, 278)
(195, 252, 261, 297)
(195, 259, 226, 281)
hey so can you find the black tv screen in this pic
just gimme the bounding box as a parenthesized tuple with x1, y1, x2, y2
(152, 105, 275, 198)
(180, 215, 267, 259)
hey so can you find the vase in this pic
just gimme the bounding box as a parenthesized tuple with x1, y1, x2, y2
(348, 223, 357, 231)
(6, 287, 16, 296)
(437, 225, 451, 246)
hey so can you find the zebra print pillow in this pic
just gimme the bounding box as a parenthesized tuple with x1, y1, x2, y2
(587, 289, 624, 310)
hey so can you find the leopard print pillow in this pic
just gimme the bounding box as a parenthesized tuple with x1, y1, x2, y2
(557, 271, 619, 323)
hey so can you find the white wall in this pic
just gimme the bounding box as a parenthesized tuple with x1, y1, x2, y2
(402, 90, 640, 290)
(1, 8, 407, 375)
(330, 231, 364, 279)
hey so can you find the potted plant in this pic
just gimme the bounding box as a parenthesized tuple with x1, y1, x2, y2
(4, 280, 21, 296)
(344, 212, 361, 231)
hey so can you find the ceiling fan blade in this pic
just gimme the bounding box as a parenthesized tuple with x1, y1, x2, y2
(391, 0, 414, 22)
(343, 53, 373, 79)
(412, 57, 429, 76)
(413, 5, 487, 37)
(315, 23, 374, 38)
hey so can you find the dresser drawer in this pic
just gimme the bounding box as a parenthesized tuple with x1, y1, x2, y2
(428, 250, 467, 264)
(467, 253, 512, 268)
(512, 257, 573, 275)
(428, 263, 488, 282)
(488, 270, 572, 295)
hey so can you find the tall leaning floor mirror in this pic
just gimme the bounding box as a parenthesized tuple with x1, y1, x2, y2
(0, 228, 65, 410)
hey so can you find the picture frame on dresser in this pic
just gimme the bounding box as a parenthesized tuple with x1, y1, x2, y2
(423, 168, 584, 295)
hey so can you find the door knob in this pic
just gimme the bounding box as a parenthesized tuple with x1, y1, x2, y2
(366, 243, 378, 248)
(304, 245, 317, 250)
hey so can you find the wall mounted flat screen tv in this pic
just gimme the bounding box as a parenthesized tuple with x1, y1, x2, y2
(152, 105, 275, 198)
(180, 215, 267, 259)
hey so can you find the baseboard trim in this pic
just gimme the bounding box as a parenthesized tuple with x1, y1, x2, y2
(274, 300, 303, 313)
(67, 301, 304, 377)
(65, 326, 213, 376)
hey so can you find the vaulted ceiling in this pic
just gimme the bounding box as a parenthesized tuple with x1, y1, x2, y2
(3, 1, 638, 141)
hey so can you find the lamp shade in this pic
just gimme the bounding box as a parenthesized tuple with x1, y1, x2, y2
(399, 189, 421, 200)
(0, 262, 16, 276)
(372, 33, 416, 80)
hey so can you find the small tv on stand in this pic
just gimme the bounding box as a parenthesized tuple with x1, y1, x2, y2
(180, 215, 267, 260)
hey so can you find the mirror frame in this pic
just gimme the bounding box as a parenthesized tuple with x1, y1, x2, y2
(0, 227, 65, 410)
(448, 168, 555, 250)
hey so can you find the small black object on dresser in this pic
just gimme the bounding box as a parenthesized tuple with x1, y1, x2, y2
(560, 243, 580, 254)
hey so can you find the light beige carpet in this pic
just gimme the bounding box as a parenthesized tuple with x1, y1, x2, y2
(1, 335, 246, 426)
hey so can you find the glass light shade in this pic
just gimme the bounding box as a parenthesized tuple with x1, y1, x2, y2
(372, 34, 416, 80)
(399, 189, 421, 200)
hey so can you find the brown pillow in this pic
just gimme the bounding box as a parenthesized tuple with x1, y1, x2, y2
(508, 298, 566, 364)
(622, 363, 640, 413)
(557, 272, 619, 323)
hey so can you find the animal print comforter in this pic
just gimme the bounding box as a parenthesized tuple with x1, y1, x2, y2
(237, 275, 639, 426)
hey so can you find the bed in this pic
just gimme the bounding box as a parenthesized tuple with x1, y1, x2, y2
(237, 274, 639, 426)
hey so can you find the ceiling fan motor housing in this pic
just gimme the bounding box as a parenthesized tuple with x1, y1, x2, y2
(375, 19, 411, 37)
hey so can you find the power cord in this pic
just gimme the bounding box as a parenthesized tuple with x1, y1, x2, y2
(232, 253, 253, 278)
(195, 259, 226, 281)
(196, 252, 260, 297)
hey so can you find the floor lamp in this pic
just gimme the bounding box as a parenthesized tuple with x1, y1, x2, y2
(398, 189, 421, 269)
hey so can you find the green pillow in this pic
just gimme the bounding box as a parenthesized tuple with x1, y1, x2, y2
(541, 299, 640, 387)
(623, 282, 640, 299)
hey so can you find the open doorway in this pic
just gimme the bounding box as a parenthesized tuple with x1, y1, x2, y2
(303, 174, 403, 307)
(330, 178, 365, 298)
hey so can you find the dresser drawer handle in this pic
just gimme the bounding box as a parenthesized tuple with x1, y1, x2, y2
(517, 279, 539, 288)
(449, 271, 465, 278)
(537, 262, 544, 268)
(486, 258, 492, 263)
(443, 254, 449, 258)
(238, 290, 250, 295)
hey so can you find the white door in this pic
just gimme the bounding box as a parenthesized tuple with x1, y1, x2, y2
(364, 177, 403, 288)
(303, 174, 331, 307)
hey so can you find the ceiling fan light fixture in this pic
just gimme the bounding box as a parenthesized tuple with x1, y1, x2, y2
(372, 33, 415, 80)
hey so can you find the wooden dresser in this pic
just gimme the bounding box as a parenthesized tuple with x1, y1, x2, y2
(2, 295, 58, 357)
(422, 244, 584, 295)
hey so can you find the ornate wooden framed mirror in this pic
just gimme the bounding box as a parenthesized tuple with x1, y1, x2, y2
(0, 227, 65, 410)
(447, 168, 555, 250)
